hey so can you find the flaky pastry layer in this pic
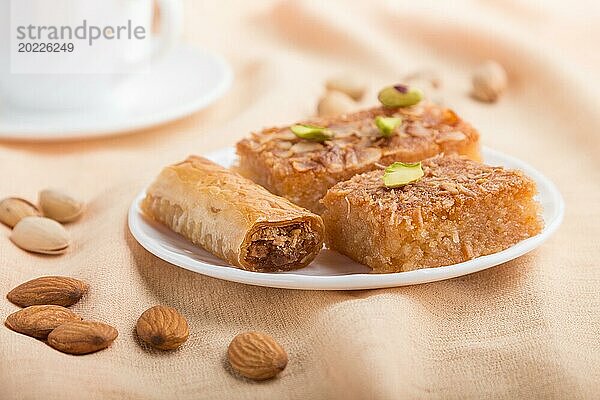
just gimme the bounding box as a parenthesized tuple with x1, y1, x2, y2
(142, 156, 324, 272)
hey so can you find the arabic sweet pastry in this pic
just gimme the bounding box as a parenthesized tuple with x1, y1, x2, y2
(141, 156, 325, 272)
(236, 102, 480, 213)
(321, 155, 543, 273)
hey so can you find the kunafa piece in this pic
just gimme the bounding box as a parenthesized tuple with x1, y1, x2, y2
(141, 156, 325, 272)
(236, 101, 481, 213)
(321, 156, 543, 273)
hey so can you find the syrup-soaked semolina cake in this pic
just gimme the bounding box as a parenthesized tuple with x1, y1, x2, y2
(321, 156, 543, 273)
(236, 102, 481, 213)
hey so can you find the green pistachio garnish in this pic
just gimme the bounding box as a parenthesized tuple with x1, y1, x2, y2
(290, 124, 334, 142)
(374, 116, 402, 137)
(378, 84, 423, 108)
(383, 161, 424, 188)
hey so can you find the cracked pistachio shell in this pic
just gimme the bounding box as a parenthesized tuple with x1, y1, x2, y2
(471, 60, 508, 103)
(317, 90, 355, 117)
(0, 197, 40, 228)
(10, 216, 70, 255)
(325, 75, 366, 100)
(39, 189, 84, 223)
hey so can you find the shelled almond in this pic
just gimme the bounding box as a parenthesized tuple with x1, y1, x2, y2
(48, 321, 118, 355)
(5, 305, 82, 339)
(227, 331, 288, 380)
(5, 276, 117, 355)
(136, 305, 189, 350)
(7, 276, 89, 307)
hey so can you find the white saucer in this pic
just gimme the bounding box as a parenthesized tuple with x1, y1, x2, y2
(128, 147, 564, 290)
(0, 45, 232, 141)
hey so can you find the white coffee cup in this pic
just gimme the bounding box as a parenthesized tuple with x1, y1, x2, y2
(0, 0, 183, 110)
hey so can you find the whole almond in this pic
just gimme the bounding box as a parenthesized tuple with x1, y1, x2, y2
(0, 197, 41, 228)
(227, 331, 288, 380)
(136, 305, 189, 350)
(5, 305, 81, 339)
(10, 216, 69, 255)
(48, 321, 118, 355)
(317, 90, 356, 117)
(7, 276, 88, 307)
(39, 189, 84, 223)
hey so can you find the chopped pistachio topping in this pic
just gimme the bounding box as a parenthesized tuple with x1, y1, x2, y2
(290, 124, 334, 142)
(378, 85, 423, 108)
(374, 116, 402, 137)
(383, 161, 424, 188)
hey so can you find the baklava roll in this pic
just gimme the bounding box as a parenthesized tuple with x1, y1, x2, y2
(141, 156, 325, 272)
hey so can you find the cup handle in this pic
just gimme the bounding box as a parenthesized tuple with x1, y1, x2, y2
(150, 0, 183, 62)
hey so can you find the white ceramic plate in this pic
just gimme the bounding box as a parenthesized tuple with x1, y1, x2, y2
(0, 44, 232, 141)
(128, 147, 564, 290)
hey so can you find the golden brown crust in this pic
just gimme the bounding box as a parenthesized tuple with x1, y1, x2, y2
(321, 156, 543, 272)
(142, 156, 324, 272)
(323, 155, 524, 214)
(236, 102, 481, 213)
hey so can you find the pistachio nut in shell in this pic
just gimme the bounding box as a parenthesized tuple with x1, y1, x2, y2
(317, 90, 356, 117)
(39, 189, 84, 223)
(325, 75, 366, 100)
(0, 197, 40, 228)
(471, 60, 508, 103)
(10, 216, 70, 255)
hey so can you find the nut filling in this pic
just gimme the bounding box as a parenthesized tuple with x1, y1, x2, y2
(246, 223, 318, 271)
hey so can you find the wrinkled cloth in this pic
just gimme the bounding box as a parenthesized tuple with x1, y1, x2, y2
(1, 0, 599, 399)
